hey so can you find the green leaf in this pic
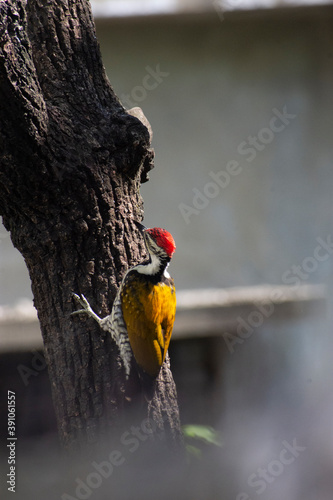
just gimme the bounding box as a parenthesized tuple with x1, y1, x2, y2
(182, 425, 223, 448)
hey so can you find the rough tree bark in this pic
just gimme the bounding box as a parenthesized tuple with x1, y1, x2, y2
(0, 0, 182, 452)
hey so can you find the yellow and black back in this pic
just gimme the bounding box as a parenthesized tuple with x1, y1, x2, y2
(120, 270, 176, 379)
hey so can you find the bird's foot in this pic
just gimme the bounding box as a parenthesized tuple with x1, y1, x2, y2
(71, 293, 102, 324)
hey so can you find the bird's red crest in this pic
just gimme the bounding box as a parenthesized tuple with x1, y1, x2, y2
(146, 228, 176, 257)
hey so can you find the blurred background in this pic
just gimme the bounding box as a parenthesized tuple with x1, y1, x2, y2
(1, 0, 333, 498)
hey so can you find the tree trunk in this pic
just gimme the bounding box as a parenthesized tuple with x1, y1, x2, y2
(0, 0, 182, 452)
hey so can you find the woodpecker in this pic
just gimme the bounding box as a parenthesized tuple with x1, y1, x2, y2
(73, 221, 176, 393)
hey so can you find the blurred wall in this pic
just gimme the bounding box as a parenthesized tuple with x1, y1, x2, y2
(97, 7, 333, 292)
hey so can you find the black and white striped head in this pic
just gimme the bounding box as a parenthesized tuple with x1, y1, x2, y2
(134, 221, 176, 276)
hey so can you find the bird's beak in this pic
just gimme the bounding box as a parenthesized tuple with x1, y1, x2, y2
(133, 220, 147, 233)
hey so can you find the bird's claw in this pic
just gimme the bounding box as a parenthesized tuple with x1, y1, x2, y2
(71, 293, 93, 316)
(71, 293, 102, 324)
